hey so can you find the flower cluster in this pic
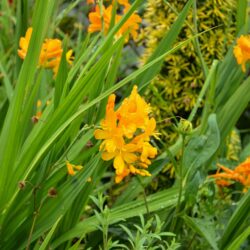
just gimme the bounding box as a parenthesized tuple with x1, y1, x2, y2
(18, 27, 74, 76)
(234, 35, 250, 72)
(210, 157, 250, 192)
(94, 86, 158, 183)
(88, 0, 141, 42)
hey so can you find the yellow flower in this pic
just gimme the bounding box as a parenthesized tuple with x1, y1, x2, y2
(88, 3, 141, 42)
(66, 161, 83, 176)
(94, 85, 158, 183)
(233, 35, 250, 72)
(18, 27, 74, 76)
(18, 27, 33, 60)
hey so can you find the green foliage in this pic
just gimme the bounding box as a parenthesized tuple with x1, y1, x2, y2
(0, 1, 249, 250)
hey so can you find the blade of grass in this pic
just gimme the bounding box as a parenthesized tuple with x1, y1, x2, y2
(219, 190, 250, 249)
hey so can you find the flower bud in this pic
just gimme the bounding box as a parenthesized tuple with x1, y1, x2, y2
(178, 118, 193, 135)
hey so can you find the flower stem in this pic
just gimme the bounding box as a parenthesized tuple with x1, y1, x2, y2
(170, 135, 185, 232)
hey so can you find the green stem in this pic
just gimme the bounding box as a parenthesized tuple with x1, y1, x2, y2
(188, 60, 218, 123)
(136, 176, 150, 217)
(26, 199, 44, 250)
(192, 0, 208, 78)
(170, 135, 185, 232)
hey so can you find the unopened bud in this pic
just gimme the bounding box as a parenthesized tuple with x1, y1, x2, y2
(178, 118, 193, 135)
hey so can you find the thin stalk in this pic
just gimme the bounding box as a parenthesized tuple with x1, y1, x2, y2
(26, 199, 44, 250)
(192, 0, 208, 78)
(169, 134, 185, 232)
(136, 176, 150, 217)
(200, 61, 218, 134)
(188, 60, 218, 123)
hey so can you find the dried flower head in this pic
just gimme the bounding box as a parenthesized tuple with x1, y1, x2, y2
(48, 187, 58, 198)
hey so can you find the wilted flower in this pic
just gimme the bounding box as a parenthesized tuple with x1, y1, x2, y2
(233, 35, 250, 72)
(94, 85, 158, 183)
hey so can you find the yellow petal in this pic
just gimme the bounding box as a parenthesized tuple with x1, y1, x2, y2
(94, 129, 107, 139)
(102, 152, 116, 161)
(114, 154, 125, 174)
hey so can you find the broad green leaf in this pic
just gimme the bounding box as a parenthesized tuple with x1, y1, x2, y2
(217, 77, 250, 141)
(0, 0, 57, 212)
(236, 0, 248, 34)
(38, 216, 62, 250)
(183, 215, 218, 250)
(226, 227, 250, 250)
(220, 190, 250, 249)
(183, 114, 220, 179)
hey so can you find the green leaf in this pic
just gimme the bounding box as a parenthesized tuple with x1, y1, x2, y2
(51, 187, 180, 248)
(220, 190, 250, 249)
(183, 114, 220, 179)
(226, 227, 250, 250)
(54, 41, 69, 109)
(183, 215, 219, 250)
(236, 0, 248, 34)
(0, 60, 13, 100)
(38, 216, 62, 250)
(217, 77, 250, 141)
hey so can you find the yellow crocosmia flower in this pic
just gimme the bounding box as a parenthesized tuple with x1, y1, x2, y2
(88, 5, 113, 35)
(117, 6, 142, 41)
(94, 85, 158, 183)
(88, 3, 141, 42)
(117, 86, 151, 138)
(139, 142, 157, 165)
(18, 27, 33, 59)
(41, 39, 62, 62)
(115, 167, 130, 183)
(95, 94, 124, 153)
(18, 27, 73, 76)
(66, 161, 83, 176)
(233, 35, 250, 72)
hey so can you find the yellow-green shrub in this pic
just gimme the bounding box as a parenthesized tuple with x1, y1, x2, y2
(140, 0, 236, 144)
